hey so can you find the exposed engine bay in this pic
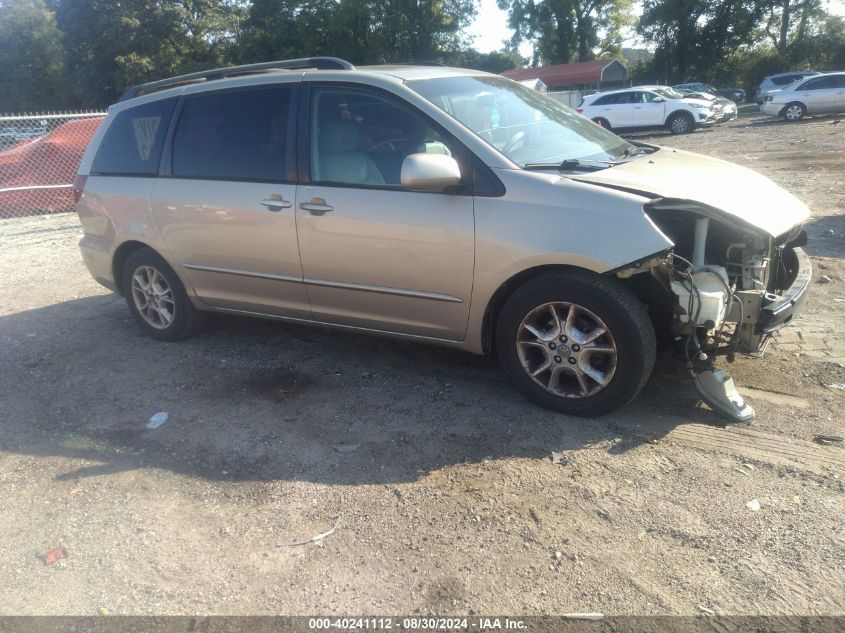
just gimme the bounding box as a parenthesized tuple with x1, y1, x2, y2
(616, 201, 811, 421)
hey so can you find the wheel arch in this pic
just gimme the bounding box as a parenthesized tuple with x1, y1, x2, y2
(481, 264, 598, 355)
(480, 261, 671, 356)
(664, 108, 693, 127)
(781, 101, 806, 119)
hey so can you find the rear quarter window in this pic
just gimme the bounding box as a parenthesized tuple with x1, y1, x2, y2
(91, 99, 176, 176)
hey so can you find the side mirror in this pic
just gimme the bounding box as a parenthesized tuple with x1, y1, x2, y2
(652, 96, 665, 102)
(401, 153, 462, 192)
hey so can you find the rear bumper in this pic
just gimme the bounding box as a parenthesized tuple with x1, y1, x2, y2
(79, 235, 117, 292)
(757, 247, 812, 334)
(760, 102, 783, 116)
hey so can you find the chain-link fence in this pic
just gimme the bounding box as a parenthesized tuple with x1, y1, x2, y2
(0, 111, 105, 220)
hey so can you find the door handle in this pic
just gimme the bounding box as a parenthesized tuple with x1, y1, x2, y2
(299, 198, 334, 215)
(259, 198, 292, 211)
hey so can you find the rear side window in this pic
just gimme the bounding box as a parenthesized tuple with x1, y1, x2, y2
(799, 76, 835, 90)
(171, 87, 294, 182)
(91, 99, 175, 175)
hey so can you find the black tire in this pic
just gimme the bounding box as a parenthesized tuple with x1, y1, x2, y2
(782, 102, 806, 122)
(667, 111, 695, 134)
(495, 269, 656, 417)
(592, 117, 611, 130)
(122, 247, 204, 341)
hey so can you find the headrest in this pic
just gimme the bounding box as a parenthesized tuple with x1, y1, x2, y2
(320, 119, 361, 154)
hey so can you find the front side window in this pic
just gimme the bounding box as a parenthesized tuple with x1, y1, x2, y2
(91, 98, 175, 176)
(408, 75, 633, 167)
(309, 86, 458, 187)
(172, 87, 294, 182)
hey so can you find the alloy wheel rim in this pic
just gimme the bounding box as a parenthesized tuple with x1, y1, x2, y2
(516, 302, 617, 399)
(672, 116, 690, 133)
(131, 265, 176, 330)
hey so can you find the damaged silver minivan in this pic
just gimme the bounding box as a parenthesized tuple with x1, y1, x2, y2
(75, 58, 812, 421)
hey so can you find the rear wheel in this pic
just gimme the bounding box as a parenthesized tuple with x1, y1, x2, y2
(592, 117, 611, 130)
(495, 270, 656, 417)
(122, 247, 204, 341)
(668, 111, 694, 134)
(783, 102, 806, 122)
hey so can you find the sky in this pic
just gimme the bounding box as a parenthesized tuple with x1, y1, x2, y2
(466, 0, 845, 57)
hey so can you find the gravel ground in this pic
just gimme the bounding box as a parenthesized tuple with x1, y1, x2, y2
(0, 109, 843, 616)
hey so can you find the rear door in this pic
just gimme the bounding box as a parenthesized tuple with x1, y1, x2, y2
(151, 84, 309, 318)
(594, 93, 634, 128)
(830, 75, 845, 113)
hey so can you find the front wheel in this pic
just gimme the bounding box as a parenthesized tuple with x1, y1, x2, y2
(668, 111, 695, 134)
(783, 102, 806, 122)
(496, 270, 656, 417)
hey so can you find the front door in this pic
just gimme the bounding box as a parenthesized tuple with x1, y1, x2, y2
(295, 84, 475, 340)
(795, 75, 839, 114)
(151, 84, 310, 318)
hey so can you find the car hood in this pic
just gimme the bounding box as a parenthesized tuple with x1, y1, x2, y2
(571, 147, 810, 237)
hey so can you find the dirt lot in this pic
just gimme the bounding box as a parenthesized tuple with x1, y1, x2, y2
(0, 109, 843, 617)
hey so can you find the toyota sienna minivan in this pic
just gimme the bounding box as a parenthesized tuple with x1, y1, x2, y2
(75, 58, 812, 420)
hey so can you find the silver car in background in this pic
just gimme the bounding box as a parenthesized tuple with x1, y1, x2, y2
(755, 70, 821, 103)
(761, 72, 845, 120)
(75, 58, 812, 420)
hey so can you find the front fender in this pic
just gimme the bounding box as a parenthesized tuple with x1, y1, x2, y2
(464, 169, 673, 353)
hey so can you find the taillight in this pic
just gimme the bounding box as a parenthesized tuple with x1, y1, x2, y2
(72, 175, 87, 204)
(576, 108, 583, 113)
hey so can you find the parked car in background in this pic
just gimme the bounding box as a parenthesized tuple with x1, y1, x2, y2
(755, 70, 821, 104)
(761, 71, 845, 121)
(675, 89, 738, 121)
(673, 82, 745, 104)
(0, 120, 49, 149)
(0, 117, 102, 216)
(578, 86, 717, 134)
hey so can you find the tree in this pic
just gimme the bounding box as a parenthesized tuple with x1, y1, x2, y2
(760, 0, 825, 57)
(638, 0, 762, 83)
(49, 0, 243, 107)
(0, 0, 64, 112)
(237, 0, 476, 65)
(497, 0, 635, 65)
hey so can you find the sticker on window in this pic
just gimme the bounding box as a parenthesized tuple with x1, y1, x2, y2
(132, 116, 162, 161)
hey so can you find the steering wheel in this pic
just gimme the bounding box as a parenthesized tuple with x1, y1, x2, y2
(501, 130, 525, 155)
(368, 138, 410, 152)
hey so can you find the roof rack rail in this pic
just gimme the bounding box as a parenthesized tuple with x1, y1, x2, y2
(394, 61, 446, 67)
(118, 57, 355, 102)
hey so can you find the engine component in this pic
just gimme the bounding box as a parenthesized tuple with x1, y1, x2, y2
(671, 266, 730, 327)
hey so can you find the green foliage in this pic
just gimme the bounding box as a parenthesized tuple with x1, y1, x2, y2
(497, 0, 635, 65)
(0, 0, 64, 112)
(1, 0, 843, 112)
(236, 0, 477, 65)
(636, 0, 844, 93)
(47, 0, 244, 107)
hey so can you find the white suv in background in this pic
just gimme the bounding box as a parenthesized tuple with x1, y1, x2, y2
(578, 86, 717, 134)
(761, 72, 845, 121)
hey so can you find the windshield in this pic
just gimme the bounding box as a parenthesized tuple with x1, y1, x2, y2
(407, 75, 634, 168)
(652, 87, 686, 99)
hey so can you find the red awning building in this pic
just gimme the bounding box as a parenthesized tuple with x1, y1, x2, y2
(502, 60, 628, 91)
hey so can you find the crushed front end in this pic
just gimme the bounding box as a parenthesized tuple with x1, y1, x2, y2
(616, 200, 812, 421)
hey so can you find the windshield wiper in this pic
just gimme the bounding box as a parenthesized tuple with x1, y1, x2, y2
(523, 159, 615, 172)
